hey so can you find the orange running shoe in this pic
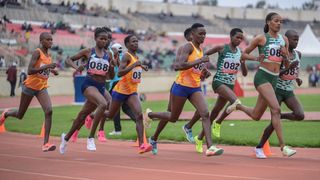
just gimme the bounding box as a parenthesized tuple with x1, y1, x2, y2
(0, 109, 9, 126)
(138, 143, 152, 154)
(42, 143, 56, 152)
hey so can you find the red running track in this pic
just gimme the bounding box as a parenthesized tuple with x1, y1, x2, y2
(0, 133, 319, 180)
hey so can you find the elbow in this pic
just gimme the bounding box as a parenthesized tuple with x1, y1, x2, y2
(174, 64, 187, 71)
(27, 70, 33, 75)
(65, 59, 71, 66)
(117, 71, 124, 77)
(242, 71, 248, 76)
(172, 64, 180, 71)
(109, 73, 115, 79)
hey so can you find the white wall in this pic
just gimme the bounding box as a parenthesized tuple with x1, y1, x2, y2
(0, 71, 311, 96)
(48, 0, 319, 21)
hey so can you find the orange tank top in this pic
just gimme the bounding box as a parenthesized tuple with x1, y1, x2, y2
(24, 48, 52, 90)
(113, 52, 142, 95)
(175, 42, 204, 88)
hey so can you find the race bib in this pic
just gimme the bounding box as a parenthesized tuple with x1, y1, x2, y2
(87, 56, 109, 76)
(222, 58, 240, 74)
(38, 63, 50, 79)
(267, 44, 282, 62)
(281, 63, 299, 80)
(192, 63, 205, 75)
(132, 67, 142, 83)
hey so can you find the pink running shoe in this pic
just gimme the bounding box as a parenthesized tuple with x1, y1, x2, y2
(0, 109, 9, 126)
(42, 143, 56, 152)
(97, 130, 107, 142)
(84, 115, 93, 129)
(71, 130, 79, 142)
(138, 144, 152, 154)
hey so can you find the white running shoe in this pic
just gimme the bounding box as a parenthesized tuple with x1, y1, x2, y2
(226, 99, 241, 114)
(87, 138, 96, 151)
(206, 145, 224, 156)
(254, 148, 266, 159)
(144, 108, 153, 128)
(59, 133, 68, 154)
(108, 131, 122, 136)
(282, 146, 296, 157)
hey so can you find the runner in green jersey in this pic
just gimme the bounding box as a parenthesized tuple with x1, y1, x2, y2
(183, 28, 261, 153)
(256, 29, 304, 158)
(235, 12, 297, 158)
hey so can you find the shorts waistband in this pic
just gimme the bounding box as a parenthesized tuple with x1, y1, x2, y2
(259, 67, 279, 76)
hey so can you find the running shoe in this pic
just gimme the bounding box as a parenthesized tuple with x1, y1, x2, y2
(254, 147, 266, 159)
(138, 143, 152, 154)
(144, 108, 153, 129)
(194, 135, 203, 153)
(71, 130, 79, 143)
(206, 145, 224, 156)
(42, 143, 56, 152)
(0, 109, 9, 126)
(84, 115, 93, 129)
(59, 133, 68, 154)
(282, 146, 296, 157)
(87, 138, 96, 151)
(97, 130, 107, 142)
(226, 99, 241, 114)
(109, 130, 122, 136)
(149, 137, 158, 155)
(182, 125, 195, 143)
(212, 121, 221, 138)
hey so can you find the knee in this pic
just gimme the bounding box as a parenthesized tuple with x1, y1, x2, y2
(44, 108, 53, 117)
(170, 118, 178, 123)
(169, 115, 179, 123)
(16, 111, 25, 119)
(199, 110, 210, 121)
(16, 113, 24, 119)
(252, 114, 262, 121)
(295, 112, 305, 121)
(97, 102, 108, 111)
(270, 106, 281, 115)
(135, 112, 143, 121)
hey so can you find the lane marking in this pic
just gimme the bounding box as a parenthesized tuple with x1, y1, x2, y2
(0, 153, 268, 180)
(1, 141, 319, 172)
(0, 167, 92, 180)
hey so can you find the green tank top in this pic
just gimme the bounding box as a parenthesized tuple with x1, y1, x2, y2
(276, 50, 300, 91)
(258, 33, 286, 64)
(214, 44, 241, 85)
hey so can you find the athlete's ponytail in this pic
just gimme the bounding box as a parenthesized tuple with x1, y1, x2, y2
(264, 12, 278, 33)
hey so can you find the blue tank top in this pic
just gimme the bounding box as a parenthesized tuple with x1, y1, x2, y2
(87, 48, 110, 76)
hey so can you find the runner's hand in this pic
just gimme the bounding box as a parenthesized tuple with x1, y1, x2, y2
(256, 54, 265, 62)
(77, 64, 86, 72)
(51, 69, 59, 76)
(141, 65, 148, 71)
(296, 78, 303, 86)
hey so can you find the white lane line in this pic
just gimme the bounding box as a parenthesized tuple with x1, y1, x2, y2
(0, 153, 268, 180)
(0, 141, 319, 172)
(0, 167, 92, 180)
